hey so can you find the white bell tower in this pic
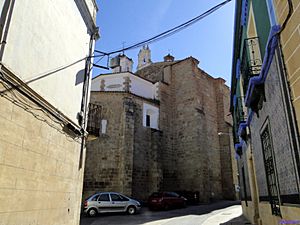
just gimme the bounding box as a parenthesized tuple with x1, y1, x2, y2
(137, 45, 152, 70)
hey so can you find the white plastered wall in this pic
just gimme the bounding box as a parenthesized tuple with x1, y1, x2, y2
(2, 0, 92, 123)
(91, 73, 158, 100)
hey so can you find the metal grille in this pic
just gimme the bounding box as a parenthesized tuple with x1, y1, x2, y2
(87, 103, 102, 137)
(261, 125, 281, 216)
(241, 37, 262, 96)
(233, 97, 245, 144)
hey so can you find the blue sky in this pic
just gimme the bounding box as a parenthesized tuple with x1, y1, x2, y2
(93, 0, 235, 85)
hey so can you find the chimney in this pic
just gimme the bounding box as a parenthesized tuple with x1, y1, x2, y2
(110, 54, 133, 73)
(164, 54, 174, 62)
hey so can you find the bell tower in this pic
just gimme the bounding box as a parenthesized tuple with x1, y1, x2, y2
(137, 45, 152, 70)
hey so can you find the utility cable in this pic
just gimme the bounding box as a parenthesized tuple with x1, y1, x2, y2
(95, 0, 232, 56)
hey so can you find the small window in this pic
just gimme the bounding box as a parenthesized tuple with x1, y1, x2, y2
(101, 120, 107, 134)
(146, 115, 150, 127)
(98, 194, 110, 202)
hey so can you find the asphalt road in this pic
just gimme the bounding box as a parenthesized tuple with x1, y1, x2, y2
(80, 201, 242, 225)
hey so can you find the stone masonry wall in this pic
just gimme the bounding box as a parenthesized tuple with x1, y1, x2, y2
(0, 86, 84, 225)
(83, 94, 125, 200)
(171, 59, 222, 202)
(214, 79, 235, 200)
(132, 102, 163, 200)
(137, 58, 233, 202)
(83, 92, 162, 201)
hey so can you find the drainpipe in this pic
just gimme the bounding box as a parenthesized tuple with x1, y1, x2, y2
(0, 0, 15, 61)
(78, 30, 98, 169)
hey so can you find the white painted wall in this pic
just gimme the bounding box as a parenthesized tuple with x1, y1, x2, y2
(91, 73, 159, 100)
(130, 75, 155, 99)
(104, 76, 125, 92)
(143, 103, 159, 129)
(0, 1, 4, 13)
(1, 0, 95, 123)
(91, 74, 126, 91)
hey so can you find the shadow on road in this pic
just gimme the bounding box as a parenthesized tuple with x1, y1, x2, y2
(80, 200, 241, 225)
(219, 214, 252, 225)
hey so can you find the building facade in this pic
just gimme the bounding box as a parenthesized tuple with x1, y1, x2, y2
(0, 1, 98, 224)
(83, 49, 237, 203)
(231, 0, 300, 224)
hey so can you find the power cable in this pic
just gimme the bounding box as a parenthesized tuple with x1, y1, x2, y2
(95, 0, 232, 56)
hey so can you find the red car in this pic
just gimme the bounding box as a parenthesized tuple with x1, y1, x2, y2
(148, 192, 187, 210)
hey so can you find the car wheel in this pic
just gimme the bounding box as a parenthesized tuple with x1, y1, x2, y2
(87, 208, 97, 217)
(127, 206, 136, 215)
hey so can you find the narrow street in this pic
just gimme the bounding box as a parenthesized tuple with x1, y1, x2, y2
(80, 201, 249, 225)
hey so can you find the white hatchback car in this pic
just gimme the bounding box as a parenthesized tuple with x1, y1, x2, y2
(84, 192, 141, 217)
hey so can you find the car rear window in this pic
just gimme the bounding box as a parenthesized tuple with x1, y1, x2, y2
(89, 194, 99, 201)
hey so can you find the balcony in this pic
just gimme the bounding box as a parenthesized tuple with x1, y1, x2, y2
(87, 103, 102, 140)
(241, 37, 262, 96)
(244, 26, 281, 115)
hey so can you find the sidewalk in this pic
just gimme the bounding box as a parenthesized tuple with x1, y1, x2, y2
(202, 205, 253, 225)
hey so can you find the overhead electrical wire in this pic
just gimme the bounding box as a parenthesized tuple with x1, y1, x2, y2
(95, 0, 232, 56)
(0, 0, 232, 87)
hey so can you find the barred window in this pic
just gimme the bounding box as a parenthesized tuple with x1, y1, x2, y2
(261, 123, 281, 216)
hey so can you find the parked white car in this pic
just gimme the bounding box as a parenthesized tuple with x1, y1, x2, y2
(84, 192, 141, 217)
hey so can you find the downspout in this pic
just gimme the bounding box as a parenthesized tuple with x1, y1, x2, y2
(78, 31, 97, 169)
(0, 0, 16, 61)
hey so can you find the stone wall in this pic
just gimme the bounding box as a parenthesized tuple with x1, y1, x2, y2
(83, 94, 125, 200)
(0, 85, 84, 225)
(137, 57, 234, 202)
(274, 0, 300, 130)
(83, 92, 162, 201)
(214, 79, 235, 200)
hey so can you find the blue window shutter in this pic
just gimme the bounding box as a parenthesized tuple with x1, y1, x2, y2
(241, 0, 249, 26)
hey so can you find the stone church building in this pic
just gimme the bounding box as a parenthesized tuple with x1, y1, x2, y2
(83, 46, 236, 202)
